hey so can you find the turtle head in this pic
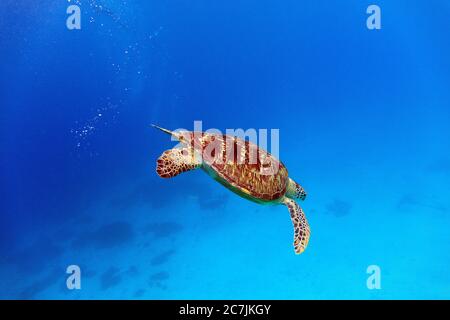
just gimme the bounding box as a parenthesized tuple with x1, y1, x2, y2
(286, 178, 307, 201)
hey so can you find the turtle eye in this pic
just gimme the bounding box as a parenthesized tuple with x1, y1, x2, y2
(262, 161, 271, 168)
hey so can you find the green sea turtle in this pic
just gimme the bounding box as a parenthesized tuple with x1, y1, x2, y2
(153, 125, 310, 254)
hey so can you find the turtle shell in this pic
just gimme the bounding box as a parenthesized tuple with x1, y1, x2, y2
(196, 133, 288, 201)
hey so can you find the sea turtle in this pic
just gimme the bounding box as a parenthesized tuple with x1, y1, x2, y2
(152, 125, 310, 254)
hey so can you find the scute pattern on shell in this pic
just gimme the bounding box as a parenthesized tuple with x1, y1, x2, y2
(190, 132, 288, 201)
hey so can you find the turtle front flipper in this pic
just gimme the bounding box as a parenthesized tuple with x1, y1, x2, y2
(282, 197, 311, 254)
(156, 147, 201, 178)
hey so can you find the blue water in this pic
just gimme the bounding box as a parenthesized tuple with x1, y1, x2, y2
(1, 0, 449, 299)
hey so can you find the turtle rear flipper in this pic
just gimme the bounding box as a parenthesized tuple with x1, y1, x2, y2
(283, 197, 310, 254)
(156, 148, 201, 178)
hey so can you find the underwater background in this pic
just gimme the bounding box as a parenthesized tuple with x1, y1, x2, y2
(1, 0, 449, 299)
